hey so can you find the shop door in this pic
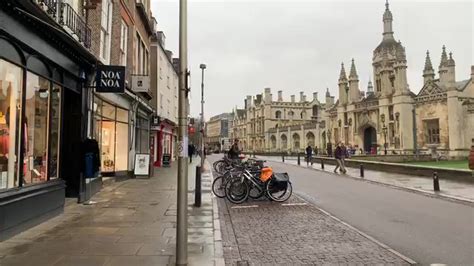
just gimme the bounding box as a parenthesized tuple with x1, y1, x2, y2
(61, 89, 82, 197)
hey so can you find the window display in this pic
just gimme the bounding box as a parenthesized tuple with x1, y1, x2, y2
(49, 84, 61, 179)
(24, 72, 50, 184)
(0, 60, 22, 190)
(93, 96, 129, 173)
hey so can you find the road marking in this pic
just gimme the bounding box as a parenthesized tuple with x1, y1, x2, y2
(281, 202, 308, 206)
(231, 205, 259, 209)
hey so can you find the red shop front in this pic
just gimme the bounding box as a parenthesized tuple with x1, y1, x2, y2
(151, 118, 176, 167)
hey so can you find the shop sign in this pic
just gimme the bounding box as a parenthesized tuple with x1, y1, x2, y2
(131, 75, 150, 93)
(152, 115, 161, 126)
(96, 65, 126, 93)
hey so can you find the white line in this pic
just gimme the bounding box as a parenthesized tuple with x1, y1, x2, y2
(231, 205, 259, 209)
(281, 202, 308, 206)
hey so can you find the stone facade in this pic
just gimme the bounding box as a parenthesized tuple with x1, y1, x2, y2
(228, 1, 474, 158)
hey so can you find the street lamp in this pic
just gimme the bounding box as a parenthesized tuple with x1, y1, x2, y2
(200, 63, 206, 169)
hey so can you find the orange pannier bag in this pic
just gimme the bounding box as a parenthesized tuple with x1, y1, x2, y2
(260, 167, 273, 182)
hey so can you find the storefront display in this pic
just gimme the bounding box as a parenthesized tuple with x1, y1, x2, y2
(93, 96, 129, 174)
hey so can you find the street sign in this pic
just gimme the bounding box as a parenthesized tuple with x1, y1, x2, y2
(96, 65, 126, 93)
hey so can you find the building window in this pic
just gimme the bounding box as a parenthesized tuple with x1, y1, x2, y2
(100, 0, 113, 63)
(288, 111, 294, 119)
(312, 105, 318, 117)
(389, 106, 394, 121)
(376, 79, 382, 92)
(0, 60, 22, 190)
(119, 20, 128, 66)
(426, 119, 440, 144)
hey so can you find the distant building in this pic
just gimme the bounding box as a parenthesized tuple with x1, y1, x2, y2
(206, 113, 233, 152)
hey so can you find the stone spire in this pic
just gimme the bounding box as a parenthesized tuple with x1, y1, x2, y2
(349, 59, 359, 80)
(440, 45, 448, 68)
(447, 52, 456, 67)
(339, 63, 347, 82)
(383, 0, 394, 40)
(367, 79, 374, 94)
(423, 50, 435, 84)
(325, 88, 330, 97)
(424, 50, 434, 71)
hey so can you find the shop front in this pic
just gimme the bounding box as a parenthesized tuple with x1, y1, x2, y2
(152, 118, 176, 167)
(91, 91, 152, 178)
(0, 1, 96, 240)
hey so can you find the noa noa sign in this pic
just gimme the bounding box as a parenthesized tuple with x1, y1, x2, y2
(95, 65, 126, 93)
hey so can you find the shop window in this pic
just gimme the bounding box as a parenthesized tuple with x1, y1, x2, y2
(101, 120, 115, 172)
(24, 72, 50, 184)
(102, 101, 115, 119)
(116, 108, 128, 123)
(0, 59, 22, 190)
(115, 122, 128, 171)
(48, 84, 61, 179)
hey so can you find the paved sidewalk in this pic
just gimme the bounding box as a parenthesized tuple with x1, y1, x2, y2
(259, 156, 474, 202)
(217, 196, 412, 265)
(0, 157, 222, 266)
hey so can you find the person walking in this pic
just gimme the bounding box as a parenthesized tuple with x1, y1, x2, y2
(188, 143, 195, 163)
(334, 142, 346, 173)
(305, 145, 313, 166)
(341, 143, 349, 173)
(228, 139, 241, 160)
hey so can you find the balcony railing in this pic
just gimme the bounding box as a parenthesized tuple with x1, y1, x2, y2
(36, 0, 91, 49)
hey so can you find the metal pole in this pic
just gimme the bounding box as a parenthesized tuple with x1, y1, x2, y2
(412, 108, 418, 158)
(200, 64, 206, 170)
(176, 0, 188, 264)
(360, 164, 364, 178)
(433, 172, 440, 191)
(195, 166, 201, 207)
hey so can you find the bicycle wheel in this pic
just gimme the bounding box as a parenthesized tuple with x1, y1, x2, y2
(213, 160, 224, 172)
(212, 175, 226, 198)
(225, 178, 249, 204)
(248, 184, 264, 199)
(266, 180, 292, 202)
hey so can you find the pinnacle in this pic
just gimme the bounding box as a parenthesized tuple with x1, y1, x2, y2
(339, 63, 347, 81)
(424, 50, 434, 71)
(349, 59, 358, 79)
(440, 45, 448, 67)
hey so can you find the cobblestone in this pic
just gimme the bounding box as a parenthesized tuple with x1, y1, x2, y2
(217, 196, 410, 265)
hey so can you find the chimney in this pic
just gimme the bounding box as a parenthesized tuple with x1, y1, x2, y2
(313, 92, 318, 101)
(264, 88, 272, 104)
(299, 91, 305, 102)
(291, 95, 295, 103)
(471, 66, 474, 82)
(278, 90, 283, 101)
(246, 95, 252, 109)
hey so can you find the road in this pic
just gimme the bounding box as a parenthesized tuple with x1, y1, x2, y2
(209, 155, 474, 265)
(261, 160, 474, 265)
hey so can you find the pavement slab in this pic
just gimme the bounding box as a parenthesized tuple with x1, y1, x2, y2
(0, 156, 223, 266)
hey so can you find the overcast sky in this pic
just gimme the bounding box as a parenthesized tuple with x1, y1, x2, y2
(150, 0, 473, 119)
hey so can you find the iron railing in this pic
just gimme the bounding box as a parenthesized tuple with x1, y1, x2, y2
(36, 0, 91, 49)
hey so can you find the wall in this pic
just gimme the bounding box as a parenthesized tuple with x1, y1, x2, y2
(416, 100, 449, 149)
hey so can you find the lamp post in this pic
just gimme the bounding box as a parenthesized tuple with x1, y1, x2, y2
(200, 64, 206, 169)
(176, 0, 188, 264)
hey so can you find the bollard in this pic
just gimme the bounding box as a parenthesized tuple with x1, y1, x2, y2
(194, 166, 202, 207)
(297, 153, 301, 165)
(321, 158, 325, 169)
(433, 171, 440, 191)
(282, 155, 285, 162)
(360, 164, 364, 178)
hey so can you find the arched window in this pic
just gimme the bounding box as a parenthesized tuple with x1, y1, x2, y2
(300, 111, 305, 119)
(293, 133, 300, 149)
(288, 111, 294, 119)
(281, 134, 287, 149)
(271, 135, 277, 149)
(275, 110, 281, 119)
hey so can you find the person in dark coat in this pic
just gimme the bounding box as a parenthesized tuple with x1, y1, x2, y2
(334, 142, 346, 174)
(188, 144, 195, 163)
(305, 145, 313, 166)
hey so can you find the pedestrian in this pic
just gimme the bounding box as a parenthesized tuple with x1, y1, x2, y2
(334, 142, 346, 174)
(188, 143, 195, 163)
(228, 139, 241, 160)
(305, 145, 313, 166)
